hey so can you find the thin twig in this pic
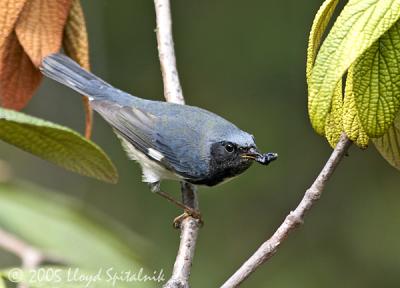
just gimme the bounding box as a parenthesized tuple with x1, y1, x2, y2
(154, 1, 200, 287)
(0, 165, 53, 270)
(221, 133, 352, 288)
(154, 0, 185, 105)
(0, 228, 55, 288)
(164, 184, 199, 288)
(0, 228, 45, 268)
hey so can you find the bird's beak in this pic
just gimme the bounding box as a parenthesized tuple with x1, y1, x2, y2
(241, 147, 278, 165)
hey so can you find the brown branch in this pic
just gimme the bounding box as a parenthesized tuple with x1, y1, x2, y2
(153, 1, 200, 287)
(220, 133, 352, 288)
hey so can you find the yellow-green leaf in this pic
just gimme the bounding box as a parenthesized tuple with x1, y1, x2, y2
(325, 80, 343, 148)
(306, 0, 340, 81)
(309, 0, 400, 135)
(343, 67, 369, 148)
(0, 107, 118, 183)
(373, 114, 400, 170)
(352, 20, 400, 137)
(0, 276, 5, 288)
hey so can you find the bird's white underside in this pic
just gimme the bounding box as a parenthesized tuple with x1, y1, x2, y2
(117, 135, 182, 184)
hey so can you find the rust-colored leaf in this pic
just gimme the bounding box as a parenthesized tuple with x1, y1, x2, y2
(0, 0, 28, 49)
(15, 0, 73, 67)
(63, 0, 89, 69)
(0, 32, 42, 109)
(63, 0, 92, 138)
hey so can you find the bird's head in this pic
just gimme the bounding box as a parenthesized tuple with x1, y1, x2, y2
(207, 131, 278, 184)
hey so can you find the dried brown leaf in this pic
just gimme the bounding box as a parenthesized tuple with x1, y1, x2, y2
(63, 0, 89, 69)
(15, 0, 73, 67)
(63, 0, 92, 138)
(0, 0, 28, 49)
(0, 32, 42, 109)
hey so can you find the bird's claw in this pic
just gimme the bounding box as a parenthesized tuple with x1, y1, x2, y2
(173, 209, 203, 229)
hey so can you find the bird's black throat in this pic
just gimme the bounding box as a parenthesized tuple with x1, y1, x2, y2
(188, 142, 253, 186)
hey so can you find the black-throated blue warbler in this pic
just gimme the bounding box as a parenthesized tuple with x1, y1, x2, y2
(41, 53, 278, 221)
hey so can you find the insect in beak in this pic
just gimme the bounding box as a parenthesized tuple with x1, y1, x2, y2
(241, 148, 278, 165)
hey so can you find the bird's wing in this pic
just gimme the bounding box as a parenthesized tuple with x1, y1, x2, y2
(91, 100, 205, 180)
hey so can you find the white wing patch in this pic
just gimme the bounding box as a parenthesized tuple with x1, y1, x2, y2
(115, 133, 181, 184)
(148, 148, 164, 161)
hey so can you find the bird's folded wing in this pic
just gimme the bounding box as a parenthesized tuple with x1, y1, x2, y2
(91, 100, 203, 180)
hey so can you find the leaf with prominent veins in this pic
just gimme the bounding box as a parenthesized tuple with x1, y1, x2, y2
(0, 0, 27, 49)
(63, 0, 92, 138)
(15, 0, 73, 67)
(0, 107, 118, 183)
(0, 32, 42, 109)
(306, 0, 340, 81)
(373, 114, 400, 170)
(307, 0, 342, 148)
(353, 20, 400, 137)
(325, 80, 343, 148)
(343, 67, 369, 148)
(63, 0, 89, 70)
(309, 0, 400, 134)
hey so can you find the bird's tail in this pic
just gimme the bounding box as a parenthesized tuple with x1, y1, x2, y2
(40, 53, 112, 99)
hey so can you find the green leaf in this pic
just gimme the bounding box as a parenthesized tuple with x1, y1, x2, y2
(0, 182, 150, 271)
(343, 67, 369, 148)
(325, 80, 343, 148)
(353, 20, 400, 137)
(0, 108, 118, 183)
(306, 0, 340, 81)
(309, 0, 400, 134)
(373, 114, 400, 170)
(306, 0, 342, 148)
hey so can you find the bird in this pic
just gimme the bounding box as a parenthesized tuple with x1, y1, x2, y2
(40, 53, 278, 223)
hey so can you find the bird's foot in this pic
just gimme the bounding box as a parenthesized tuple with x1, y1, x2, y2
(149, 183, 203, 228)
(173, 209, 203, 229)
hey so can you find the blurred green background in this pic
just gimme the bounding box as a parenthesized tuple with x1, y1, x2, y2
(1, 0, 400, 287)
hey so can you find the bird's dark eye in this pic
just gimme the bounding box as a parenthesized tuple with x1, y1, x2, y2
(224, 143, 235, 153)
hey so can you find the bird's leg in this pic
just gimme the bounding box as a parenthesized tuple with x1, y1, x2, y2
(155, 190, 201, 218)
(149, 182, 202, 227)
